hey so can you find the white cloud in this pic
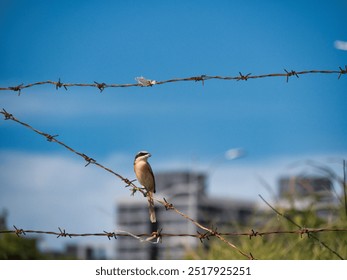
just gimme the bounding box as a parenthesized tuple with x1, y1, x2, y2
(334, 40, 347, 51)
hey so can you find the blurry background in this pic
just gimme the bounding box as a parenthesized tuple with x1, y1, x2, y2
(0, 0, 346, 259)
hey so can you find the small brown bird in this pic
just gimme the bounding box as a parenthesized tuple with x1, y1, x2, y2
(133, 151, 156, 223)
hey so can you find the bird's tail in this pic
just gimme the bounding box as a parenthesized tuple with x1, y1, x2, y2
(147, 192, 156, 223)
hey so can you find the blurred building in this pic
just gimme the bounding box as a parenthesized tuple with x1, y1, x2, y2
(277, 176, 339, 220)
(279, 176, 335, 200)
(116, 171, 254, 260)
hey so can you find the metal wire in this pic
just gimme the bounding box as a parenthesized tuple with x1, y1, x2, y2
(1, 226, 346, 240)
(0, 67, 346, 95)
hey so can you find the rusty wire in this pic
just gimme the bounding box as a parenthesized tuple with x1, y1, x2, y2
(0, 67, 346, 95)
(0, 108, 138, 191)
(1, 226, 346, 240)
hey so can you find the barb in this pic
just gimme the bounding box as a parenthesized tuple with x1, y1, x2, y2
(0, 67, 346, 94)
(237, 72, 252, 81)
(9, 84, 23, 95)
(94, 81, 107, 92)
(13, 225, 26, 237)
(338, 65, 347, 79)
(57, 227, 72, 238)
(56, 78, 68, 90)
(284, 69, 299, 83)
(258, 194, 345, 260)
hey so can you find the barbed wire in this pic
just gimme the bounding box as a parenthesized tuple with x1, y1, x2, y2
(1, 226, 346, 241)
(0, 108, 252, 259)
(0, 67, 346, 95)
(0, 108, 138, 190)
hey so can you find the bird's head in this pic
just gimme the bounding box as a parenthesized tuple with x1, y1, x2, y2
(135, 151, 151, 162)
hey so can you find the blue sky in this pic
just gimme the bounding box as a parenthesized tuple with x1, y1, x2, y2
(0, 0, 347, 255)
(1, 0, 346, 159)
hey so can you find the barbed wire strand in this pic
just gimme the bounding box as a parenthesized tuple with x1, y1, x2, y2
(0, 109, 138, 190)
(258, 194, 344, 260)
(0, 67, 346, 94)
(0, 108, 252, 259)
(1, 226, 346, 240)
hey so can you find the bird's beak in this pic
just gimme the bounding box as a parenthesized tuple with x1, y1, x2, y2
(148, 153, 152, 157)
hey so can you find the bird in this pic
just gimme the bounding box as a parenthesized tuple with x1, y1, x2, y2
(133, 151, 156, 223)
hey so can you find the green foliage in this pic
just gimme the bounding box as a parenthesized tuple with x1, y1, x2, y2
(186, 205, 347, 260)
(0, 233, 43, 260)
(0, 233, 76, 260)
